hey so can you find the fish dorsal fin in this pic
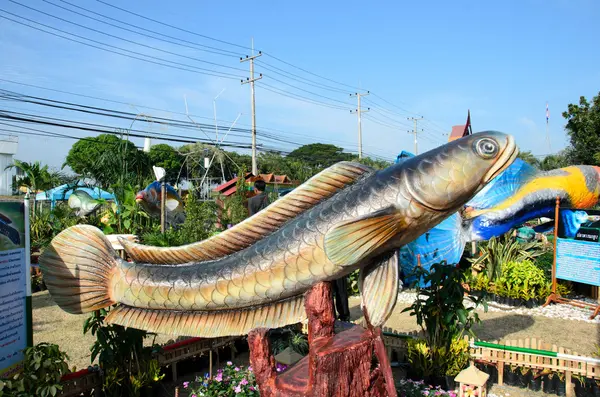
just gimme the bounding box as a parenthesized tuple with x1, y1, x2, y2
(359, 251, 399, 327)
(324, 207, 404, 267)
(121, 161, 373, 264)
(106, 295, 306, 338)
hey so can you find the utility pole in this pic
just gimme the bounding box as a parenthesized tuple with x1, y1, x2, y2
(240, 40, 262, 175)
(407, 116, 423, 154)
(350, 91, 370, 159)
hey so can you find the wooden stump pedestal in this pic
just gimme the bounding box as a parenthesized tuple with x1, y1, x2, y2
(248, 282, 396, 397)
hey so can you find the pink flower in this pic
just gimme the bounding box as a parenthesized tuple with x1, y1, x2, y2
(215, 373, 223, 382)
(240, 378, 249, 385)
(250, 386, 255, 391)
(234, 385, 242, 393)
(227, 361, 233, 366)
(183, 381, 189, 389)
(191, 395, 197, 397)
(234, 367, 240, 371)
(248, 366, 253, 372)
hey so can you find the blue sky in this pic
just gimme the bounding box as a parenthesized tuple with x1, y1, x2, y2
(1, 0, 599, 170)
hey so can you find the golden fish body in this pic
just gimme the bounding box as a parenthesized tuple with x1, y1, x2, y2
(40, 131, 518, 337)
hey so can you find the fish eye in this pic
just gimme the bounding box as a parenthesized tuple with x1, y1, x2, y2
(474, 138, 498, 159)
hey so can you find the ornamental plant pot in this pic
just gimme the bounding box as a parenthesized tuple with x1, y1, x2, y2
(529, 376, 542, 391)
(519, 371, 532, 388)
(525, 298, 536, 308)
(554, 377, 566, 396)
(504, 367, 517, 386)
(543, 375, 555, 394)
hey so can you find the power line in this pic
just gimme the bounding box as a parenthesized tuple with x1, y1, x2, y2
(257, 82, 353, 111)
(45, 0, 241, 57)
(95, 0, 252, 51)
(8, 0, 249, 73)
(0, 12, 245, 80)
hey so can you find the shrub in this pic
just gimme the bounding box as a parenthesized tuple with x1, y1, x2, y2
(470, 233, 545, 281)
(397, 379, 457, 397)
(500, 260, 547, 300)
(0, 343, 70, 397)
(403, 263, 485, 379)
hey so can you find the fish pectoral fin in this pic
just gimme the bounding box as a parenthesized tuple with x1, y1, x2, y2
(324, 207, 403, 267)
(106, 295, 307, 338)
(359, 251, 399, 328)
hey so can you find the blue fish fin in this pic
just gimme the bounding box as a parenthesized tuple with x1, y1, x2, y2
(399, 213, 467, 287)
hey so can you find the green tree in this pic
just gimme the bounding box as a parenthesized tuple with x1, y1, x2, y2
(64, 134, 151, 189)
(562, 92, 600, 165)
(517, 150, 540, 168)
(147, 144, 184, 183)
(539, 152, 569, 171)
(287, 143, 353, 168)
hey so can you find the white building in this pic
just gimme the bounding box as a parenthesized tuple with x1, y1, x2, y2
(0, 135, 18, 196)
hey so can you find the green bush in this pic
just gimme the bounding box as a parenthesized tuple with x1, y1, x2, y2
(347, 270, 360, 296)
(535, 251, 554, 277)
(0, 343, 70, 397)
(470, 233, 545, 281)
(499, 260, 547, 300)
(403, 262, 485, 379)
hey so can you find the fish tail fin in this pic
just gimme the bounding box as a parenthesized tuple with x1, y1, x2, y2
(38, 225, 120, 314)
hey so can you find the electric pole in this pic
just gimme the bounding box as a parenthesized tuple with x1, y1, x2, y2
(350, 91, 370, 159)
(240, 41, 262, 176)
(407, 116, 423, 154)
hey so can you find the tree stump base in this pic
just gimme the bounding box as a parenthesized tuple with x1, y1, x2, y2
(248, 282, 395, 397)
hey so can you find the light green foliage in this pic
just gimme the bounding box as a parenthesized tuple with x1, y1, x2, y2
(403, 263, 485, 379)
(469, 233, 545, 281)
(140, 194, 220, 247)
(101, 185, 152, 235)
(496, 260, 547, 300)
(0, 343, 70, 397)
(83, 308, 163, 397)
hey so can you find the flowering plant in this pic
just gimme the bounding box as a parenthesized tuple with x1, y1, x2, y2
(184, 361, 262, 396)
(397, 379, 457, 397)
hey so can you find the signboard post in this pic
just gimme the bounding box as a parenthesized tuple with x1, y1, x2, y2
(0, 199, 32, 378)
(545, 197, 600, 318)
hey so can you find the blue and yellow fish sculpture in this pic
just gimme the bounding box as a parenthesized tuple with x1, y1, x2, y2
(136, 181, 186, 226)
(399, 156, 600, 284)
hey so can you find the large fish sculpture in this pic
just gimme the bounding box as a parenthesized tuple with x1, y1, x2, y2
(38, 131, 517, 337)
(399, 158, 600, 284)
(136, 181, 186, 226)
(68, 190, 102, 217)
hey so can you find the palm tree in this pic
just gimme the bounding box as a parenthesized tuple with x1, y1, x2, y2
(5, 160, 64, 217)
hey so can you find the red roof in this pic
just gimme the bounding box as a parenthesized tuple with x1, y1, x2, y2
(448, 110, 472, 142)
(214, 173, 296, 197)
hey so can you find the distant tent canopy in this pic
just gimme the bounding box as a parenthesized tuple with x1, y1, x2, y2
(35, 181, 116, 208)
(448, 110, 472, 142)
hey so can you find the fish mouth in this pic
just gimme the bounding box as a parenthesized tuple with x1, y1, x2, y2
(483, 134, 518, 184)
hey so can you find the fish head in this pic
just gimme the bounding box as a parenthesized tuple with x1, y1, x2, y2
(402, 131, 518, 214)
